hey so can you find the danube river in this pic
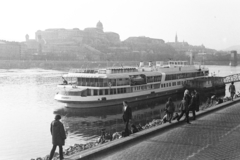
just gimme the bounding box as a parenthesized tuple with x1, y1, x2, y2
(1, 65, 240, 160)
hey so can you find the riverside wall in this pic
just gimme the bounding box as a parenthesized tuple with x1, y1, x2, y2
(0, 60, 232, 70)
(66, 98, 240, 160)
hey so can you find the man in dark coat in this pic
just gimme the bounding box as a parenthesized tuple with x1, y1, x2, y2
(229, 82, 236, 101)
(122, 101, 132, 136)
(49, 114, 66, 160)
(189, 92, 197, 120)
(194, 90, 200, 112)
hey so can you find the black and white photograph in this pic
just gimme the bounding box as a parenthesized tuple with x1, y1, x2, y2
(1, 0, 240, 160)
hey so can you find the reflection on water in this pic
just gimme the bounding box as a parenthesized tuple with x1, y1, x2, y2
(1, 65, 240, 160)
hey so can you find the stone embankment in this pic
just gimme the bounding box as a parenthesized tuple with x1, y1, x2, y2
(30, 96, 240, 160)
(0, 60, 231, 70)
(0, 60, 136, 70)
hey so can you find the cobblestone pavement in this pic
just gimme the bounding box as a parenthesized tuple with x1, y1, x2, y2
(98, 103, 240, 160)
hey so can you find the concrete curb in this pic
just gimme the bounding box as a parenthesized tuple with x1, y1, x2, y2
(67, 98, 240, 160)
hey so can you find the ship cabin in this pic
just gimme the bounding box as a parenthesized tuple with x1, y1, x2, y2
(60, 67, 162, 97)
(59, 61, 208, 97)
(62, 67, 162, 88)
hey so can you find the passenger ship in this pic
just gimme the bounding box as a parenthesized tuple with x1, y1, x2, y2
(54, 61, 209, 108)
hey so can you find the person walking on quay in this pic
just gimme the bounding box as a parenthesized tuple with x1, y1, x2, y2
(177, 96, 190, 124)
(188, 91, 197, 120)
(49, 114, 66, 160)
(183, 89, 191, 106)
(122, 101, 132, 136)
(194, 90, 200, 112)
(229, 82, 236, 101)
(165, 97, 175, 123)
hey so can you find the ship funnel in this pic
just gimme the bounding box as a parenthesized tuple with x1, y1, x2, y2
(139, 61, 144, 67)
(148, 61, 152, 67)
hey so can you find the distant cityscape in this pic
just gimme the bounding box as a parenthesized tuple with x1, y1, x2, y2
(0, 21, 236, 62)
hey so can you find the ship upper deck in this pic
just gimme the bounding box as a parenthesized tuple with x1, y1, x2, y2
(63, 63, 207, 79)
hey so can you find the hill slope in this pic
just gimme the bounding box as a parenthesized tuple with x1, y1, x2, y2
(224, 45, 240, 53)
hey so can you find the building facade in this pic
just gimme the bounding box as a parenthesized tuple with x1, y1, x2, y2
(0, 41, 21, 59)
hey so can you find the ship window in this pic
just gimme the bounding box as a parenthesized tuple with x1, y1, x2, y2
(154, 84, 160, 89)
(161, 84, 164, 88)
(99, 90, 103, 95)
(169, 83, 171, 87)
(166, 83, 168, 87)
(94, 90, 98, 96)
(110, 89, 114, 94)
(147, 76, 154, 83)
(98, 79, 103, 87)
(103, 79, 108, 87)
(120, 88, 123, 93)
(117, 88, 121, 94)
(172, 75, 176, 80)
(105, 89, 109, 95)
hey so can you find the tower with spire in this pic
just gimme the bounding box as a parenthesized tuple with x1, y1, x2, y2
(175, 33, 178, 43)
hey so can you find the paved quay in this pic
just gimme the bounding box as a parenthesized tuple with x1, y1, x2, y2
(68, 98, 240, 160)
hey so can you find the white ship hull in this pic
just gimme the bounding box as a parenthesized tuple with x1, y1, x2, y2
(55, 87, 184, 108)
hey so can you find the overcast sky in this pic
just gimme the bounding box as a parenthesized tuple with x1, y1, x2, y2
(0, 0, 239, 50)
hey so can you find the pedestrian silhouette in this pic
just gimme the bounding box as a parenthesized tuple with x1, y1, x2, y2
(49, 115, 66, 160)
(229, 82, 236, 101)
(122, 101, 132, 136)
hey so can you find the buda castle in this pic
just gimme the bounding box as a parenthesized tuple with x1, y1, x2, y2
(22, 21, 121, 60)
(1, 22, 215, 61)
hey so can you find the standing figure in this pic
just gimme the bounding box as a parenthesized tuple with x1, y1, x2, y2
(49, 115, 66, 160)
(177, 96, 190, 124)
(122, 101, 132, 136)
(183, 89, 191, 107)
(188, 92, 197, 120)
(165, 97, 175, 123)
(229, 82, 236, 101)
(194, 90, 200, 112)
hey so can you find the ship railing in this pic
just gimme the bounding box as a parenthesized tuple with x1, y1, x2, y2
(76, 82, 130, 87)
(69, 69, 98, 73)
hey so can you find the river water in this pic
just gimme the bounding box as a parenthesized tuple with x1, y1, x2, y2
(1, 65, 240, 160)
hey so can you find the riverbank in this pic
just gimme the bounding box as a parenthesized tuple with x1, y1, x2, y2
(30, 96, 239, 160)
(68, 97, 240, 160)
(0, 60, 233, 70)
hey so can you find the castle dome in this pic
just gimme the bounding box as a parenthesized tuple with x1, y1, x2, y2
(96, 21, 103, 31)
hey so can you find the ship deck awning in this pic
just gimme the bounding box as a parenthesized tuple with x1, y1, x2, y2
(65, 88, 87, 92)
(63, 71, 162, 79)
